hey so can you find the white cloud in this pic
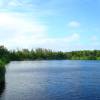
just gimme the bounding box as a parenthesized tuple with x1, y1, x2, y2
(21, 33, 80, 51)
(91, 35, 98, 41)
(7, 0, 22, 7)
(68, 21, 80, 28)
(0, 13, 46, 33)
(0, 12, 47, 48)
(7, 0, 33, 8)
(0, 12, 81, 51)
(6, 33, 80, 51)
(90, 35, 100, 48)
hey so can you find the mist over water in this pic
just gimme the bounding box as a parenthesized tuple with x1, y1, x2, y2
(0, 60, 100, 100)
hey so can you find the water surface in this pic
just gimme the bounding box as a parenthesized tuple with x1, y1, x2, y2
(0, 60, 100, 100)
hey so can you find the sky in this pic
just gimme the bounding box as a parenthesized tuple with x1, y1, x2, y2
(0, 0, 100, 51)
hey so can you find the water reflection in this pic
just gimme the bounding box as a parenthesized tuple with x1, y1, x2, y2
(0, 81, 5, 97)
(0, 66, 6, 97)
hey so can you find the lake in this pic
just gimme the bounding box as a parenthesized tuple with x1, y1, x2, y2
(0, 60, 100, 100)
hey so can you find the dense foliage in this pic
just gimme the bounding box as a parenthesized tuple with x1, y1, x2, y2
(0, 45, 100, 63)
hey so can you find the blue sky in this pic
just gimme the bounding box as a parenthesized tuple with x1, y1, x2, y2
(0, 0, 100, 51)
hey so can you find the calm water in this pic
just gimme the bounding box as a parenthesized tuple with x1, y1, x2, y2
(0, 60, 100, 100)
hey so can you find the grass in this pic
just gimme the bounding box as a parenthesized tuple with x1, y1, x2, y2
(0, 59, 6, 84)
(0, 60, 5, 67)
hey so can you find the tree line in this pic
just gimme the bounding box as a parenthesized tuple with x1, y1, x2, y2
(0, 45, 100, 64)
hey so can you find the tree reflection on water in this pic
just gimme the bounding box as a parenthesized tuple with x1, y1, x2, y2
(0, 66, 6, 97)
